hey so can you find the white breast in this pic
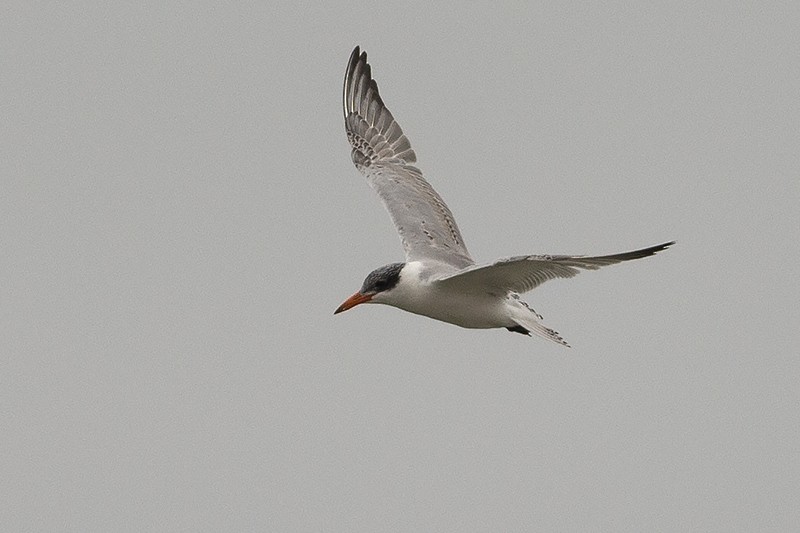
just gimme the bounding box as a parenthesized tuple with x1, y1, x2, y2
(378, 261, 514, 329)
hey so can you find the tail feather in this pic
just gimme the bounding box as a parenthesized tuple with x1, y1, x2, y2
(508, 298, 571, 347)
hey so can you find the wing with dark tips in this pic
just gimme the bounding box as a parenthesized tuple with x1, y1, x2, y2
(436, 242, 675, 293)
(343, 47, 473, 268)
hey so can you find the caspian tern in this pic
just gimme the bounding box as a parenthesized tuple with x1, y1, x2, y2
(334, 46, 673, 346)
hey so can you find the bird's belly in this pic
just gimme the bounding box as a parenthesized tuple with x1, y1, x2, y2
(394, 289, 510, 329)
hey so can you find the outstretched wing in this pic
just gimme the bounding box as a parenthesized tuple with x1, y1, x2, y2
(435, 242, 675, 294)
(343, 46, 473, 268)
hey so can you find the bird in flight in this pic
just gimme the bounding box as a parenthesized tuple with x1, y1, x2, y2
(335, 46, 673, 346)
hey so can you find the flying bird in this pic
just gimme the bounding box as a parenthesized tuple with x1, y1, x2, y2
(335, 46, 673, 346)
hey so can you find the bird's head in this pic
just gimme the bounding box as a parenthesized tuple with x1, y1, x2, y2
(334, 262, 405, 314)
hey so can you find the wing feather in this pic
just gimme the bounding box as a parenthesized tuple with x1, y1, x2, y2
(436, 242, 675, 294)
(343, 46, 472, 267)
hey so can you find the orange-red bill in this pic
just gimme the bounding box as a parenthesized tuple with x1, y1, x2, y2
(334, 291, 373, 314)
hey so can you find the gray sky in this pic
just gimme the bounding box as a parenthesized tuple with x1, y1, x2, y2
(3, 2, 799, 531)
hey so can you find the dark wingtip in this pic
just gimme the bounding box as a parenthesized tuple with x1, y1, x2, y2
(653, 241, 676, 254)
(615, 240, 676, 261)
(649, 240, 676, 254)
(344, 46, 364, 120)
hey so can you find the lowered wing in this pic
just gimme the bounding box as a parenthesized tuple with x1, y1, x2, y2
(435, 242, 675, 294)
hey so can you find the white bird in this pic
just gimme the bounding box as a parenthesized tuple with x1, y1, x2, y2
(334, 47, 673, 346)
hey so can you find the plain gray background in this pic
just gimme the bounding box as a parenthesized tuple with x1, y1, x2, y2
(3, 2, 799, 531)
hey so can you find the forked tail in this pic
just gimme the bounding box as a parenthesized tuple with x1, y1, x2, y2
(507, 298, 571, 347)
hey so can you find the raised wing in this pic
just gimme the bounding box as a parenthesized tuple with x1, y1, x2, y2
(435, 242, 675, 294)
(343, 46, 472, 268)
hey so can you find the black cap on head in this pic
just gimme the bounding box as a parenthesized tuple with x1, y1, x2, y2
(360, 263, 404, 294)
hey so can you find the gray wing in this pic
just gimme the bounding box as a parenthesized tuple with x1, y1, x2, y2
(343, 46, 473, 268)
(435, 242, 674, 293)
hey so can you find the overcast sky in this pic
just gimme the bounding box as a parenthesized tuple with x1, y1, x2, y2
(2, 2, 799, 531)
